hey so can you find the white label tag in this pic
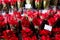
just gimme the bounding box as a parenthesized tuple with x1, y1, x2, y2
(42, 10, 47, 14)
(2, 12, 6, 15)
(9, 10, 13, 15)
(21, 14, 24, 16)
(44, 24, 52, 31)
(25, 4, 32, 9)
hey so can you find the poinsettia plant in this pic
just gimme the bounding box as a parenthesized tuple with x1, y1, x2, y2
(43, 0, 50, 9)
(35, 0, 42, 9)
(3, 30, 18, 40)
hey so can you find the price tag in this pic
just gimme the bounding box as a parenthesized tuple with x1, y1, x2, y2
(42, 10, 47, 14)
(25, 4, 32, 9)
(21, 14, 24, 16)
(2, 12, 6, 15)
(44, 24, 52, 31)
(9, 10, 13, 15)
